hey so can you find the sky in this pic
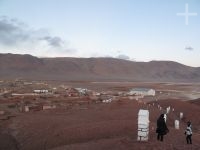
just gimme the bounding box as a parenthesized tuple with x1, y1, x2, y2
(0, 0, 199, 67)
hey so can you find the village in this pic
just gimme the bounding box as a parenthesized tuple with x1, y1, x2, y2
(0, 79, 156, 116)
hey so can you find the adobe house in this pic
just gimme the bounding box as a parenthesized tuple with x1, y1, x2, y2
(66, 88, 79, 97)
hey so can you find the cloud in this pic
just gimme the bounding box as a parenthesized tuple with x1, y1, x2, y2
(0, 16, 30, 45)
(185, 46, 194, 51)
(116, 54, 130, 60)
(41, 36, 64, 47)
(61, 48, 77, 53)
(0, 16, 77, 56)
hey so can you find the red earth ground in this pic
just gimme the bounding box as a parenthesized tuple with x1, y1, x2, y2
(1, 98, 200, 150)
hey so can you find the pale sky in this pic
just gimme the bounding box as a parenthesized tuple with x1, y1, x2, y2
(0, 0, 199, 67)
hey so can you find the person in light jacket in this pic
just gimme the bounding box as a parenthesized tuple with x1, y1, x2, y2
(185, 121, 192, 144)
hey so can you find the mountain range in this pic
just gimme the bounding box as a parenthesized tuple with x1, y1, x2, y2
(0, 53, 200, 82)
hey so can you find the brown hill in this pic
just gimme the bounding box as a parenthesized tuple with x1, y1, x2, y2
(0, 53, 200, 82)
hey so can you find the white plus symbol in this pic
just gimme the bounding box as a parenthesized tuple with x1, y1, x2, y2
(176, 3, 198, 25)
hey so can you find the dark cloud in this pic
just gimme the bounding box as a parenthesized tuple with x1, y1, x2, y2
(0, 16, 30, 45)
(116, 54, 130, 60)
(41, 36, 63, 47)
(0, 16, 76, 54)
(185, 46, 194, 51)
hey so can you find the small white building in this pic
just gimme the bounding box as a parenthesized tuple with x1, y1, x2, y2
(75, 88, 89, 95)
(102, 98, 112, 103)
(24, 82, 33, 85)
(43, 105, 56, 110)
(34, 89, 49, 93)
(128, 88, 155, 96)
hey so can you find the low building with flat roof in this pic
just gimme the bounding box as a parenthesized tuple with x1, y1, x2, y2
(128, 88, 155, 96)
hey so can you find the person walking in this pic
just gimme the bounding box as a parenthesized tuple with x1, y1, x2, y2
(156, 114, 169, 141)
(185, 121, 192, 144)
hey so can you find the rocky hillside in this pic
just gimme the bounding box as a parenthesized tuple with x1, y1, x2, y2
(0, 53, 200, 82)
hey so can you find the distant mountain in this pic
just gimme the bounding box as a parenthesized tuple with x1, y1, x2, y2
(0, 53, 200, 82)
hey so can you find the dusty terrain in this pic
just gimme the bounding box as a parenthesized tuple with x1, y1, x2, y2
(0, 81, 200, 150)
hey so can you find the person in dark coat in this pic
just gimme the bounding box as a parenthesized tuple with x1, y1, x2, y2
(156, 114, 169, 141)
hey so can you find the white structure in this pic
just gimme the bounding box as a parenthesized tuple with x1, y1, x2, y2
(25, 106, 29, 112)
(129, 88, 155, 96)
(24, 82, 33, 85)
(12, 93, 37, 96)
(180, 112, 183, 119)
(164, 114, 167, 122)
(34, 90, 48, 93)
(175, 120, 180, 129)
(102, 98, 112, 103)
(166, 106, 171, 114)
(137, 109, 149, 141)
(43, 105, 56, 110)
(75, 88, 89, 95)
